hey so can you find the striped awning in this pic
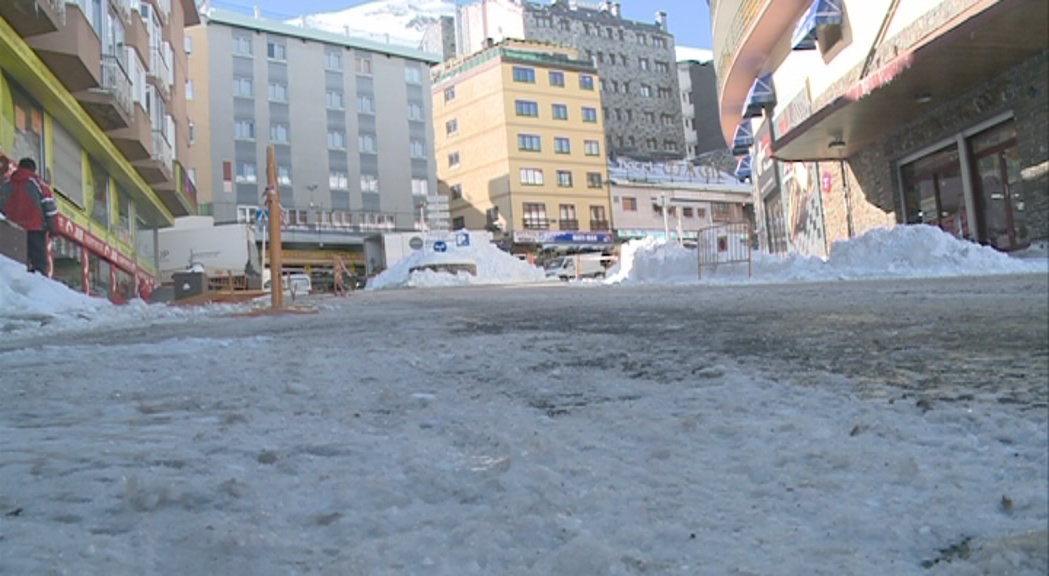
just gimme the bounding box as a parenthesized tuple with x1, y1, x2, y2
(792, 0, 844, 51)
(731, 120, 754, 156)
(741, 73, 777, 119)
(735, 155, 752, 182)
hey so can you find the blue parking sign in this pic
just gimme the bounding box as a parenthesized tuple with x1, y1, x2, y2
(456, 232, 470, 247)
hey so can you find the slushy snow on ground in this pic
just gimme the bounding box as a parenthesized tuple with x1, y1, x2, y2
(606, 225, 1049, 285)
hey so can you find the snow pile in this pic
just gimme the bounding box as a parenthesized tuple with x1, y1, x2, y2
(607, 225, 1048, 286)
(368, 235, 548, 290)
(0, 255, 245, 335)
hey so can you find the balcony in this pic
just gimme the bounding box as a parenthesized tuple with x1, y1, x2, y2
(76, 54, 133, 131)
(124, 5, 151, 63)
(147, 44, 173, 101)
(1, 0, 65, 38)
(590, 220, 611, 231)
(134, 124, 173, 184)
(108, 102, 151, 161)
(27, 2, 101, 93)
(558, 219, 580, 231)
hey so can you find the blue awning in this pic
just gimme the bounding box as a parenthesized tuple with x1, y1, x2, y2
(735, 155, 752, 182)
(741, 73, 776, 119)
(731, 120, 754, 156)
(791, 0, 844, 51)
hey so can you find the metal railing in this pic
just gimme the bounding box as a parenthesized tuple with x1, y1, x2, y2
(559, 219, 579, 231)
(98, 54, 133, 119)
(590, 220, 610, 231)
(151, 126, 173, 167)
(697, 221, 753, 280)
(148, 44, 173, 95)
(48, 0, 67, 25)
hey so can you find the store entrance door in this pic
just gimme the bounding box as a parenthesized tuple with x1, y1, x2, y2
(970, 122, 1028, 251)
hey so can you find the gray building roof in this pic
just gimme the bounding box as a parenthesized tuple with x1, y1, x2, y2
(201, 7, 442, 64)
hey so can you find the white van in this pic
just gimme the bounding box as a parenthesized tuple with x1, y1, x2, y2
(544, 253, 612, 280)
(262, 269, 312, 297)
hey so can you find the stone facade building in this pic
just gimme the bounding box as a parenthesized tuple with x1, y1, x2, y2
(456, 0, 686, 161)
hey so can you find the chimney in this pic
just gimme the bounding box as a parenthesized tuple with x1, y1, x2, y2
(611, 3, 621, 17)
(253, 5, 261, 18)
(569, 0, 578, 10)
(655, 11, 667, 30)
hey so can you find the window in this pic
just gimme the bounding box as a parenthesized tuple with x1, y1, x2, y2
(712, 202, 732, 221)
(661, 114, 674, 127)
(268, 81, 287, 102)
(595, 51, 604, 64)
(409, 140, 425, 158)
(519, 168, 543, 186)
(452, 216, 466, 230)
(327, 129, 345, 149)
(590, 205, 607, 228)
(658, 87, 672, 99)
(620, 52, 628, 66)
(559, 204, 578, 229)
(587, 172, 603, 188)
(448, 152, 460, 167)
(277, 165, 291, 185)
(359, 134, 377, 153)
(622, 197, 637, 211)
(235, 162, 257, 183)
(584, 140, 600, 156)
(446, 118, 458, 136)
(663, 140, 678, 152)
(235, 120, 255, 140)
(184, 34, 192, 55)
(185, 79, 193, 100)
(405, 66, 421, 84)
(329, 171, 349, 190)
(554, 137, 571, 154)
(655, 61, 670, 73)
(646, 137, 658, 149)
(326, 90, 344, 109)
(357, 94, 374, 114)
(683, 207, 694, 218)
(640, 84, 652, 97)
(325, 50, 341, 70)
(266, 41, 286, 61)
(552, 104, 568, 120)
(653, 37, 668, 48)
(579, 75, 594, 90)
(549, 70, 565, 87)
(556, 171, 573, 187)
(512, 66, 535, 83)
(270, 123, 289, 143)
(645, 111, 656, 123)
(518, 134, 541, 152)
(639, 58, 649, 70)
(233, 76, 253, 98)
(232, 34, 252, 56)
(522, 202, 547, 229)
(450, 183, 462, 199)
(609, 53, 617, 65)
(637, 34, 647, 45)
(515, 100, 539, 117)
(582, 107, 597, 123)
(558, 18, 570, 31)
(408, 102, 424, 121)
(411, 178, 429, 196)
(621, 81, 630, 94)
(355, 56, 372, 74)
(444, 86, 456, 102)
(360, 174, 379, 192)
(188, 121, 195, 144)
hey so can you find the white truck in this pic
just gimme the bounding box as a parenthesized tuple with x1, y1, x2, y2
(157, 216, 261, 284)
(544, 253, 614, 281)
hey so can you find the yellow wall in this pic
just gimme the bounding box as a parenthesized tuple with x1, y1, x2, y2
(433, 47, 611, 233)
(185, 24, 211, 207)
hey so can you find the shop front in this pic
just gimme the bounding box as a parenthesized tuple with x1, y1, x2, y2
(898, 117, 1030, 252)
(50, 213, 158, 303)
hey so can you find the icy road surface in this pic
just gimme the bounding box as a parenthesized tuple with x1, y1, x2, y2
(1, 274, 1047, 575)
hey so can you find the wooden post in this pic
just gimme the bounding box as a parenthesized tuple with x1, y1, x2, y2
(266, 145, 284, 310)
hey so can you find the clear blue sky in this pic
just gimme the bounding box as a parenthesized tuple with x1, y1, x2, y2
(205, 1, 713, 48)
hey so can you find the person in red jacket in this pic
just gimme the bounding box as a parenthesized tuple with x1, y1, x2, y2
(0, 158, 58, 274)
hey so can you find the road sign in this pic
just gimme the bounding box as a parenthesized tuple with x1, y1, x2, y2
(456, 231, 470, 247)
(433, 240, 448, 253)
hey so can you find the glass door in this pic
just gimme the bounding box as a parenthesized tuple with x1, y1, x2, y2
(900, 146, 968, 240)
(970, 122, 1027, 251)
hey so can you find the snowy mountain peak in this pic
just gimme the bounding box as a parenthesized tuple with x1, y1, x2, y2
(289, 0, 455, 46)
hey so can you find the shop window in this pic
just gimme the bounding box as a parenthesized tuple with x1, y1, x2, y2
(90, 161, 110, 227)
(900, 146, 966, 239)
(116, 185, 132, 245)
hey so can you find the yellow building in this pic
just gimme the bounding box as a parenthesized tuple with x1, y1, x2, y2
(432, 39, 613, 251)
(0, 0, 198, 301)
